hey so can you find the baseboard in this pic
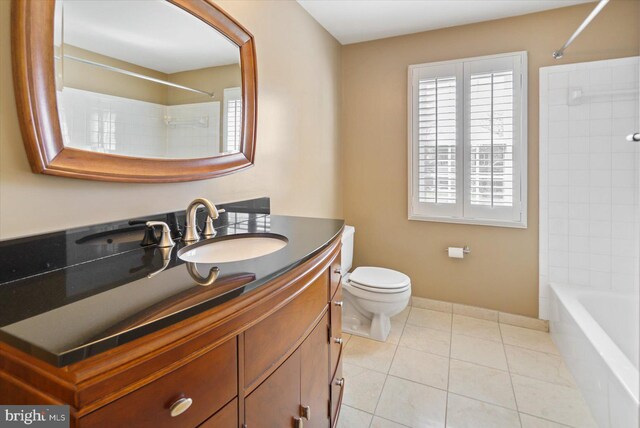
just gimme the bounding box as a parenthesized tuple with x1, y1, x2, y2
(410, 296, 549, 332)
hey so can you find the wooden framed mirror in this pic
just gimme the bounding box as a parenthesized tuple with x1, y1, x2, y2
(11, 0, 257, 182)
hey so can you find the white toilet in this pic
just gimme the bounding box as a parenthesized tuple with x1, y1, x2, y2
(340, 225, 411, 341)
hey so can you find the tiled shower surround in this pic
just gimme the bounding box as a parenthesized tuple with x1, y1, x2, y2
(539, 56, 639, 319)
(58, 87, 221, 158)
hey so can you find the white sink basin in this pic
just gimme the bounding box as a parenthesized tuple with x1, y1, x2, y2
(178, 234, 288, 264)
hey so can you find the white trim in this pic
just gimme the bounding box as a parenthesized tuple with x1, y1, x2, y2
(409, 62, 463, 218)
(408, 213, 527, 229)
(408, 51, 528, 228)
(223, 86, 242, 152)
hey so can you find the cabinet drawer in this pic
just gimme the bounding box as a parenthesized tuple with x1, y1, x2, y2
(199, 398, 237, 428)
(330, 285, 343, 381)
(329, 253, 342, 301)
(330, 355, 344, 428)
(80, 338, 237, 428)
(244, 274, 327, 388)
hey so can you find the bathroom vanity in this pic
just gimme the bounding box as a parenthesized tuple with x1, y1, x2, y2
(0, 200, 345, 427)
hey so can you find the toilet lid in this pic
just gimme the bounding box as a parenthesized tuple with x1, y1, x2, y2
(349, 267, 411, 291)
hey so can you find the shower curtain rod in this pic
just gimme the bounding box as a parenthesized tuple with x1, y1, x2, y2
(56, 54, 215, 98)
(552, 0, 610, 59)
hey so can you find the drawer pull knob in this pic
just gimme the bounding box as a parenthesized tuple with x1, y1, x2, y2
(301, 405, 311, 420)
(169, 397, 193, 417)
(334, 267, 342, 274)
(334, 337, 343, 344)
(335, 378, 344, 387)
(334, 301, 343, 307)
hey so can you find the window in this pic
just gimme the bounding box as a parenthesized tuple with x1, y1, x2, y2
(223, 87, 242, 152)
(408, 52, 527, 228)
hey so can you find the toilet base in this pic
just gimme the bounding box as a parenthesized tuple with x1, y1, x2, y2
(342, 313, 391, 342)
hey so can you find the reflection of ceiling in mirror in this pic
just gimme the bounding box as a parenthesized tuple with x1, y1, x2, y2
(60, 0, 240, 74)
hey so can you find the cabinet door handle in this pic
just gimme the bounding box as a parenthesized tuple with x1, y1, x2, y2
(301, 405, 311, 420)
(334, 301, 343, 307)
(333, 337, 343, 344)
(169, 397, 193, 417)
(334, 267, 342, 274)
(294, 417, 304, 428)
(335, 377, 344, 387)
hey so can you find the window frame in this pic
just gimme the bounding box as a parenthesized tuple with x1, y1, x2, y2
(223, 86, 243, 153)
(407, 51, 528, 229)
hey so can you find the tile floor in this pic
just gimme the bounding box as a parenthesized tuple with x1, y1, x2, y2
(338, 306, 597, 428)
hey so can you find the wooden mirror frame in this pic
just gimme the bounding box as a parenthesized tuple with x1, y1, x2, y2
(11, 0, 257, 183)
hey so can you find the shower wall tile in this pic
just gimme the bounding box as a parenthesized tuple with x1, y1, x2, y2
(539, 57, 640, 319)
(58, 87, 221, 159)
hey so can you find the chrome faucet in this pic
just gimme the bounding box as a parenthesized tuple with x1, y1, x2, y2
(183, 198, 224, 243)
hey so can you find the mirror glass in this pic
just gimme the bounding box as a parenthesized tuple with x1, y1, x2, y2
(53, 0, 242, 159)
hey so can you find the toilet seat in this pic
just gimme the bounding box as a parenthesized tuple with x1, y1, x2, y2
(348, 267, 411, 294)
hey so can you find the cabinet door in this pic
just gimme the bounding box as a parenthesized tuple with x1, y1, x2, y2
(330, 361, 344, 427)
(329, 286, 343, 381)
(329, 253, 342, 300)
(300, 313, 330, 428)
(245, 348, 301, 428)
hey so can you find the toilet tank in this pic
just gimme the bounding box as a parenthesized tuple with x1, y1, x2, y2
(341, 225, 355, 273)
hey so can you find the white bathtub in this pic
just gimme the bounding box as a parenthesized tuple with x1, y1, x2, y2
(549, 283, 639, 428)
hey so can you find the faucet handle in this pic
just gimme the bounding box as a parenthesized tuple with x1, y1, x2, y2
(128, 220, 160, 246)
(145, 221, 175, 248)
(203, 216, 216, 238)
(202, 208, 227, 238)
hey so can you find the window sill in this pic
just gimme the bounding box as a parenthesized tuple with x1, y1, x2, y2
(408, 214, 527, 229)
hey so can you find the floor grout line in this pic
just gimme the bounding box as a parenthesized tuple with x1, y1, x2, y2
(345, 305, 584, 428)
(444, 309, 453, 428)
(367, 312, 408, 428)
(518, 411, 575, 428)
(500, 322, 524, 428)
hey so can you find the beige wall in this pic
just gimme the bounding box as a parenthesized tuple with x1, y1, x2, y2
(341, 0, 639, 317)
(62, 44, 169, 104)
(3, 0, 638, 317)
(167, 64, 241, 106)
(62, 45, 241, 108)
(0, 0, 342, 240)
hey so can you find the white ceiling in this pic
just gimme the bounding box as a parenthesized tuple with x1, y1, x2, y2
(61, 0, 240, 74)
(297, 0, 596, 45)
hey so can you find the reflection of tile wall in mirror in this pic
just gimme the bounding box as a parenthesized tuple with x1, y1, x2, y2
(54, 0, 242, 160)
(57, 88, 222, 159)
(166, 102, 221, 158)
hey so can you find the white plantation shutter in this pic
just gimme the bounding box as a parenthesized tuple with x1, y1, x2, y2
(464, 55, 523, 223)
(418, 77, 457, 204)
(223, 87, 242, 152)
(411, 62, 463, 218)
(468, 71, 514, 206)
(409, 52, 527, 228)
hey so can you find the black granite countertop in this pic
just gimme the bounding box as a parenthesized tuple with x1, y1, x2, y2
(0, 198, 344, 367)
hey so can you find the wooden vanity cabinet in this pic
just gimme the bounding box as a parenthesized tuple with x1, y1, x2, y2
(329, 263, 345, 427)
(245, 347, 302, 427)
(245, 313, 329, 428)
(80, 338, 237, 428)
(300, 313, 331, 428)
(0, 235, 344, 428)
(200, 398, 238, 427)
